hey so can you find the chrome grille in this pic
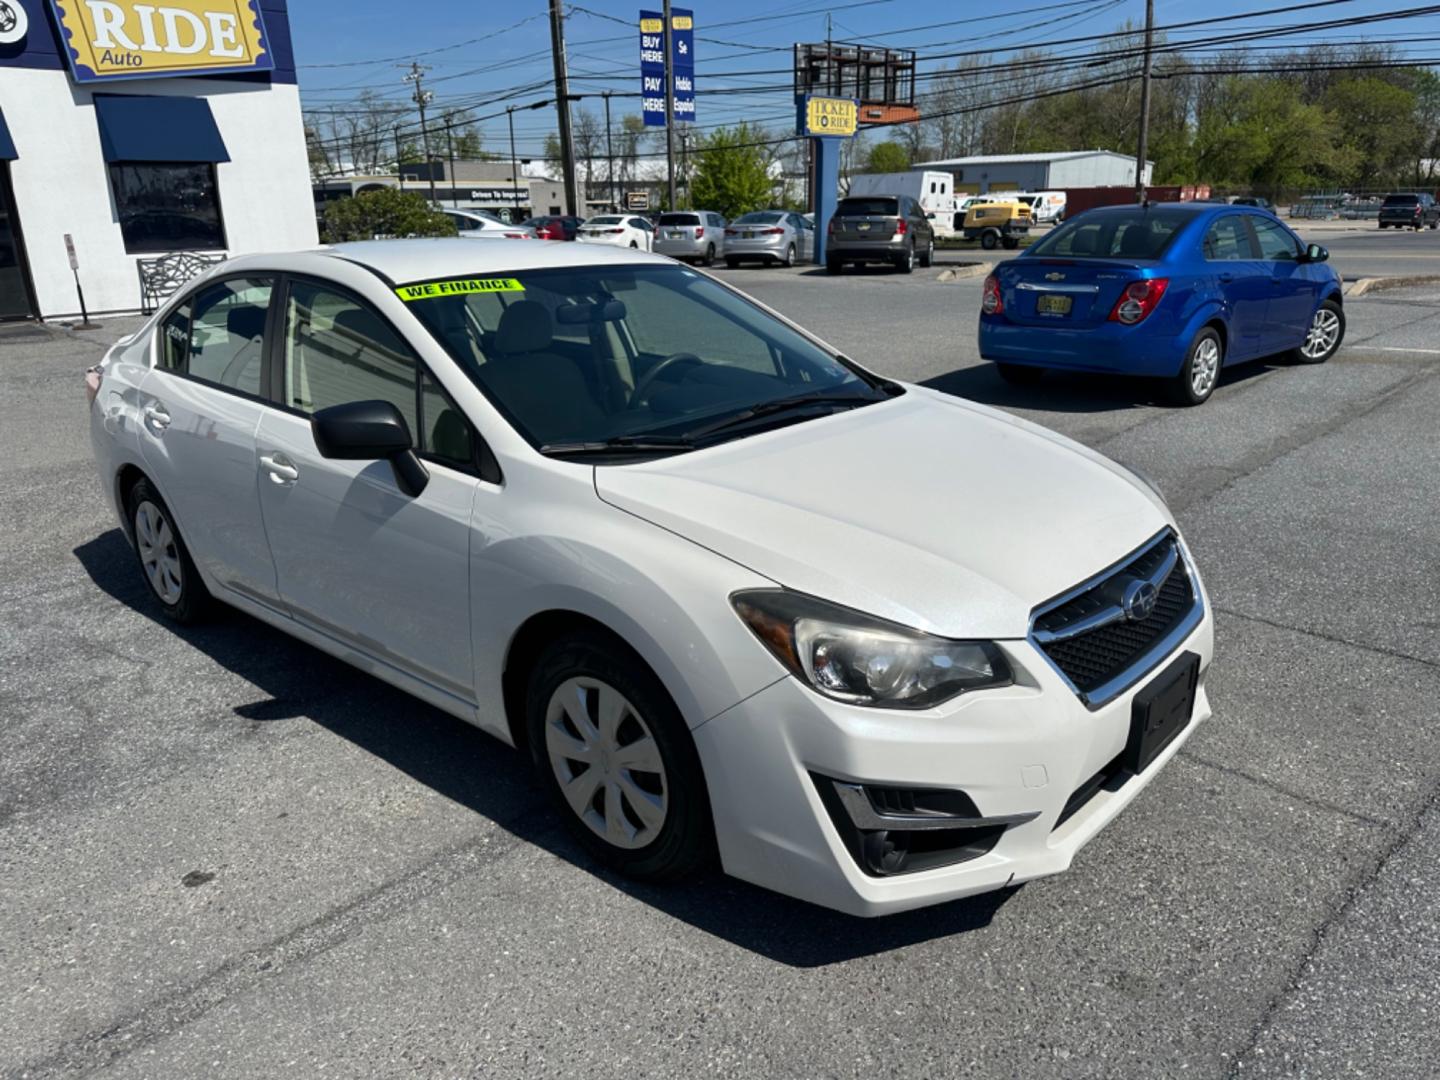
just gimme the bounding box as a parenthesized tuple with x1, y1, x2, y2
(1029, 531, 1203, 707)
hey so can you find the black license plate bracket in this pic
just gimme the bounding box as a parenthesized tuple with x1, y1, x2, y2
(1125, 651, 1199, 773)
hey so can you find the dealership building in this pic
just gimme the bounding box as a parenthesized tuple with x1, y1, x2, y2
(0, 0, 315, 321)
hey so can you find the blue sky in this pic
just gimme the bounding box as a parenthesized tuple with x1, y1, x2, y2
(290, 0, 1440, 158)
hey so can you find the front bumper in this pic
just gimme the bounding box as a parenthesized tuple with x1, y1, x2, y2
(694, 603, 1213, 917)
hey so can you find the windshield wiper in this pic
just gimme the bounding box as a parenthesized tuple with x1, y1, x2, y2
(683, 392, 882, 442)
(539, 433, 695, 457)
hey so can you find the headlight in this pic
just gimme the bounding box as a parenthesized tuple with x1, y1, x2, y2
(732, 590, 1012, 709)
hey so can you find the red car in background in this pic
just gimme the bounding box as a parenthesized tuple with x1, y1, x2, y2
(523, 215, 585, 241)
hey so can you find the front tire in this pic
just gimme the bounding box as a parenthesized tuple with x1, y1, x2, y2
(527, 631, 713, 883)
(1171, 326, 1223, 405)
(1293, 299, 1345, 364)
(127, 478, 210, 624)
(700, 243, 715, 266)
(919, 239, 934, 268)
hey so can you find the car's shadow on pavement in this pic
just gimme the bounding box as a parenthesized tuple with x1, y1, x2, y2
(923, 356, 1279, 414)
(74, 529, 1018, 968)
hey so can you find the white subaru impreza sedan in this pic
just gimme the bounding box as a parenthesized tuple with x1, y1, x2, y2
(87, 239, 1213, 916)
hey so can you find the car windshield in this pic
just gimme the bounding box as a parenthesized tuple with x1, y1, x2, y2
(837, 198, 897, 216)
(659, 213, 701, 226)
(1383, 195, 1419, 206)
(1028, 208, 1192, 259)
(399, 265, 888, 454)
(734, 212, 783, 225)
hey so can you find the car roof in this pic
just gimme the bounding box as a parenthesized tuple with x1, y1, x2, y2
(1074, 201, 1263, 219)
(309, 237, 671, 283)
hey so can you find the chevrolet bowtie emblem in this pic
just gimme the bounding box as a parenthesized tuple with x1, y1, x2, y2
(1045, 272, 1065, 281)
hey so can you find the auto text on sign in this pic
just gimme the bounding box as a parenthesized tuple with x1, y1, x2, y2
(48, 0, 274, 81)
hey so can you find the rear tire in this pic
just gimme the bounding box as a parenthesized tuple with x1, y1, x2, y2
(127, 478, 211, 624)
(919, 239, 934, 268)
(700, 244, 715, 266)
(1001, 236, 1020, 250)
(725, 257, 740, 269)
(630, 240, 639, 248)
(1171, 326, 1223, 406)
(1292, 299, 1344, 364)
(896, 241, 915, 274)
(995, 362, 1045, 385)
(781, 243, 795, 268)
(526, 630, 714, 883)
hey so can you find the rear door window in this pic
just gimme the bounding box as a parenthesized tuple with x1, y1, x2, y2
(159, 300, 191, 371)
(186, 278, 274, 394)
(1204, 216, 1257, 261)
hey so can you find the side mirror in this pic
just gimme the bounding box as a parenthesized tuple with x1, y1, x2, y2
(1304, 243, 1328, 263)
(311, 399, 430, 497)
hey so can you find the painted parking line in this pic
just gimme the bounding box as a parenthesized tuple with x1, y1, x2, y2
(1340, 345, 1440, 355)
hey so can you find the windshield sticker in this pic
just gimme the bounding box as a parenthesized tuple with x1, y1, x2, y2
(395, 278, 524, 301)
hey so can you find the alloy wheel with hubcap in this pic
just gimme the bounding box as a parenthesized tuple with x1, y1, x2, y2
(544, 676, 668, 850)
(135, 499, 183, 605)
(1295, 301, 1344, 364)
(1171, 327, 1223, 405)
(527, 632, 713, 881)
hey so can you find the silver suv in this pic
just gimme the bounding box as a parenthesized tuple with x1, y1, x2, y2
(653, 211, 728, 265)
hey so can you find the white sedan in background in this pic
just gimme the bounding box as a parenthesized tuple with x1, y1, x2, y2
(577, 214, 654, 250)
(443, 208, 535, 240)
(86, 239, 1212, 917)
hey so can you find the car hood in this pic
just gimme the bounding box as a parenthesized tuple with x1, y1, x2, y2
(594, 387, 1172, 639)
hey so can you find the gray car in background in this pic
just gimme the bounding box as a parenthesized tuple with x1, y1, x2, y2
(653, 210, 728, 265)
(827, 194, 935, 274)
(724, 210, 814, 268)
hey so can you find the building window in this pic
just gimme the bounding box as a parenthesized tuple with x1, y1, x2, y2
(109, 163, 226, 254)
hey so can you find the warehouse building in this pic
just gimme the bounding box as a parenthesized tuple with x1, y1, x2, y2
(918, 150, 1154, 195)
(0, 0, 315, 321)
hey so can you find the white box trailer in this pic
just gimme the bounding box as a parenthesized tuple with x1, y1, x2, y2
(846, 171, 958, 235)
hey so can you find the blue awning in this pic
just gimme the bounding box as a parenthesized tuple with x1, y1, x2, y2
(0, 109, 15, 161)
(93, 95, 230, 164)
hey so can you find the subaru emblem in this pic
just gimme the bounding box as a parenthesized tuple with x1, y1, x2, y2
(1121, 579, 1159, 623)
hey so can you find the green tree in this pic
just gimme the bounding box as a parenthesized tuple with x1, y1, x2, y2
(689, 122, 773, 218)
(1324, 77, 1417, 190)
(865, 140, 911, 173)
(321, 188, 457, 243)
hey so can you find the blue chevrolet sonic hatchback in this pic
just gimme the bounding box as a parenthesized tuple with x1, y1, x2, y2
(978, 203, 1346, 405)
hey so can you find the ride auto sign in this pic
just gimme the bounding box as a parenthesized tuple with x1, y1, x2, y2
(47, 0, 274, 82)
(639, 8, 694, 127)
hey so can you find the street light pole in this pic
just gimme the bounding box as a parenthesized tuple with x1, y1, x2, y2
(403, 62, 437, 204)
(1134, 0, 1154, 203)
(508, 105, 520, 218)
(603, 90, 615, 212)
(548, 0, 579, 215)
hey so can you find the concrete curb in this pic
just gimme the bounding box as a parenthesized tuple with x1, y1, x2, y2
(1345, 275, 1440, 298)
(936, 263, 989, 282)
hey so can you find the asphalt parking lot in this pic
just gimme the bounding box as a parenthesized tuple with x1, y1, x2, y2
(3, 266, 1440, 1078)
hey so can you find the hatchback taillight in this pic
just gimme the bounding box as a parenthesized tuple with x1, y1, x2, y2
(1109, 278, 1170, 324)
(981, 274, 1003, 316)
(827, 218, 835, 235)
(695, 226, 704, 238)
(896, 219, 908, 235)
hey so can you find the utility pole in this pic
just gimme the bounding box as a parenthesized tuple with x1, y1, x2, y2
(394, 125, 405, 191)
(444, 109, 457, 206)
(603, 90, 616, 212)
(507, 105, 521, 219)
(403, 62, 436, 204)
(548, 0, 579, 215)
(1134, 0, 1154, 203)
(663, 0, 676, 210)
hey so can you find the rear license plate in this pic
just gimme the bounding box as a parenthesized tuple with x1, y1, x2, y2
(1125, 652, 1199, 773)
(668, 231, 683, 238)
(857, 222, 871, 231)
(743, 231, 754, 239)
(1037, 294, 1073, 316)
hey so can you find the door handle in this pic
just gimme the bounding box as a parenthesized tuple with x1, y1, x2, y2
(1218, 272, 1234, 282)
(260, 452, 299, 485)
(142, 400, 171, 432)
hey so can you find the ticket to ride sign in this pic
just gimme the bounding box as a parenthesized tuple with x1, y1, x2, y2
(798, 96, 859, 138)
(49, 0, 274, 82)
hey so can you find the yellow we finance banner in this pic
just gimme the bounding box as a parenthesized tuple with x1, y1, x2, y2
(49, 0, 275, 82)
